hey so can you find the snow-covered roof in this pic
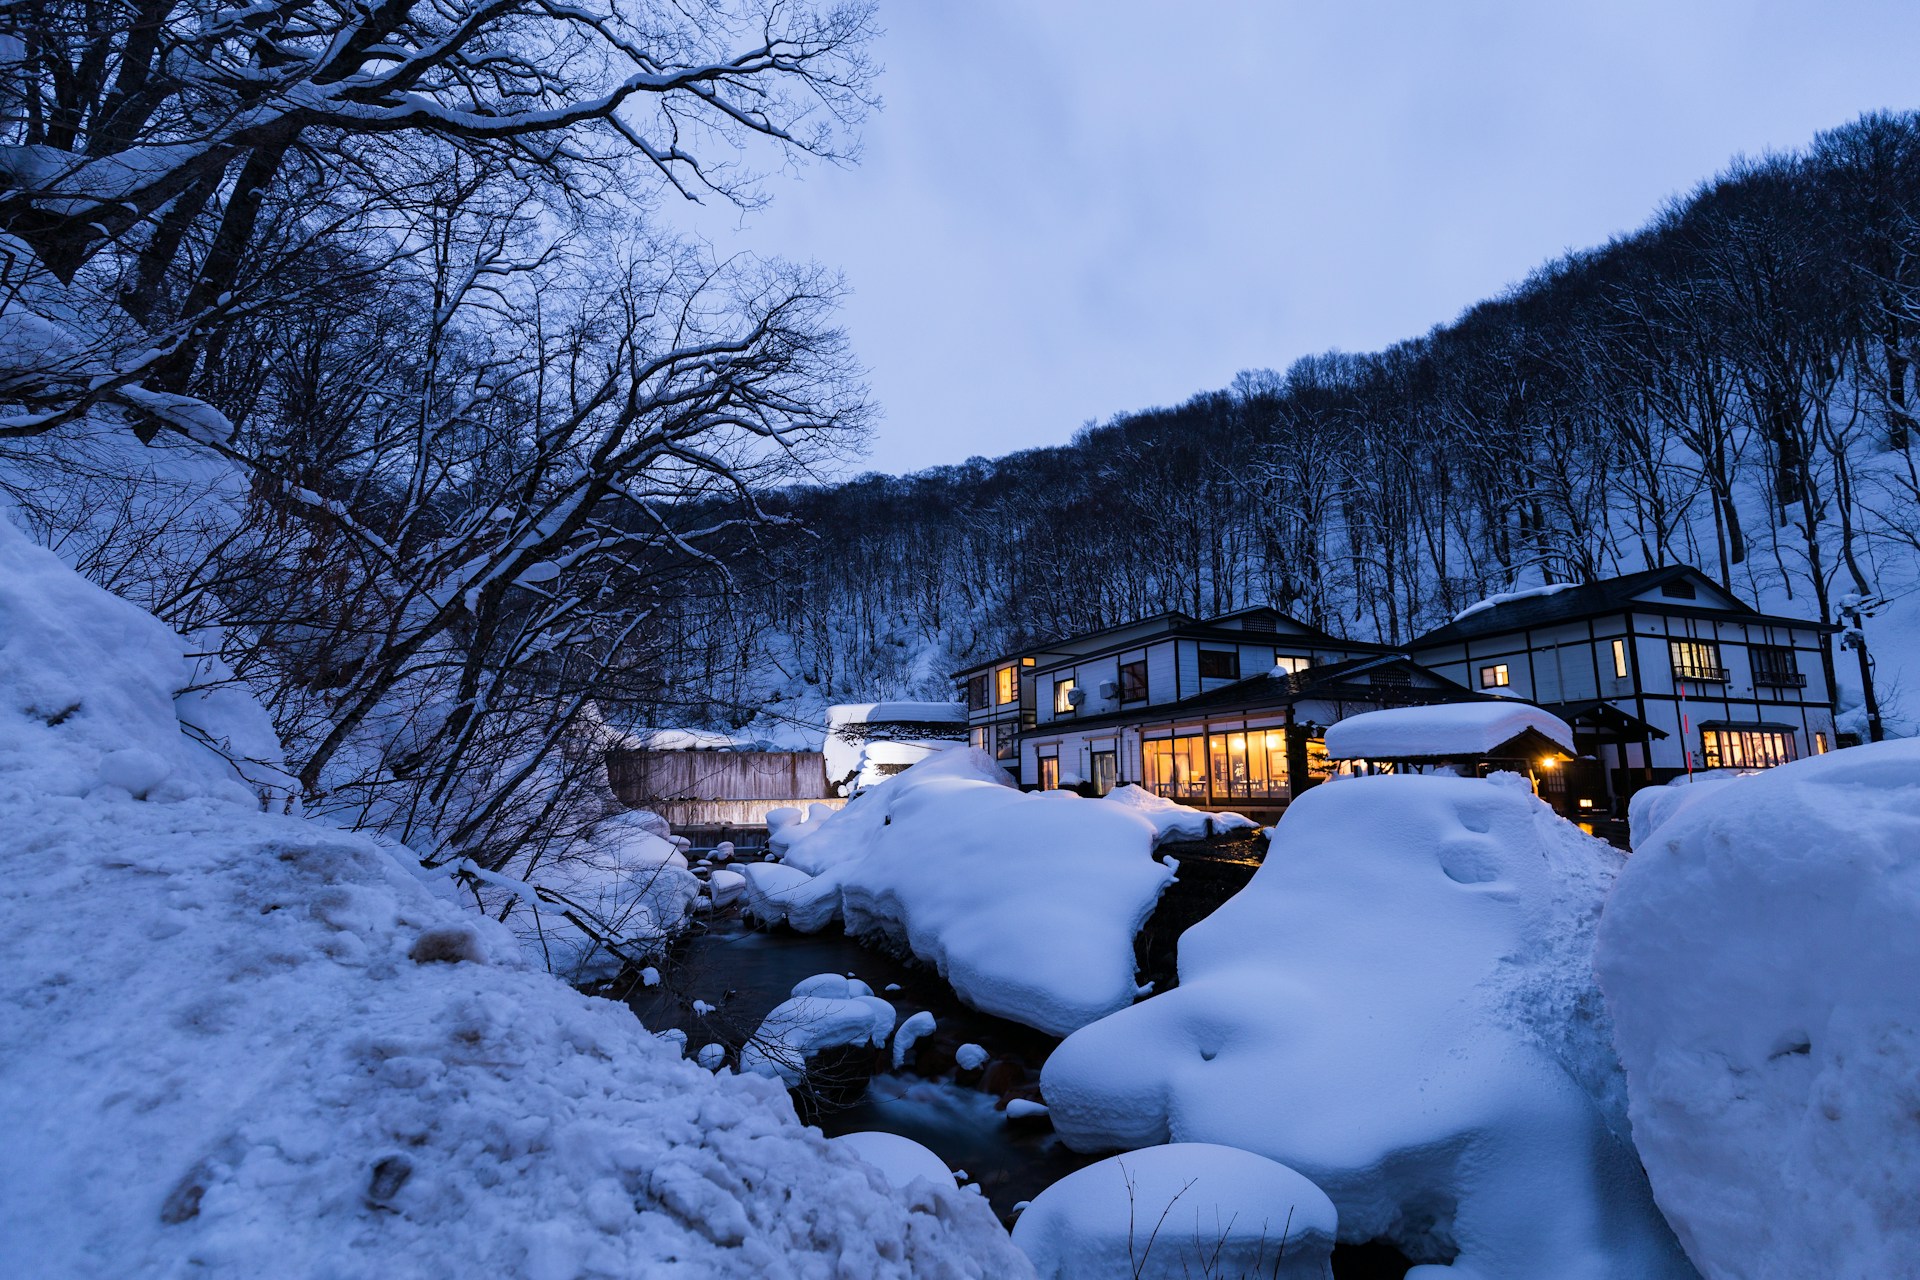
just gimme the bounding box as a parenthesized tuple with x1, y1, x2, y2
(1323, 702, 1575, 761)
(1451, 581, 1578, 622)
(825, 701, 965, 727)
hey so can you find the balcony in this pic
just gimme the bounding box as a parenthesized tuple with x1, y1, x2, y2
(1670, 663, 1729, 683)
(1753, 670, 1807, 689)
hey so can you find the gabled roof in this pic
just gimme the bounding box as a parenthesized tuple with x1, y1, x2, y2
(1409, 565, 1835, 648)
(951, 604, 1378, 680)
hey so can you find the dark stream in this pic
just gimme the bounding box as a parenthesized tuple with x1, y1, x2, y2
(598, 840, 1415, 1278)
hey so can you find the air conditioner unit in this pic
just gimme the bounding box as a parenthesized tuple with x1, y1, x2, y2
(1096, 679, 1119, 700)
(1066, 686, 1087, 707)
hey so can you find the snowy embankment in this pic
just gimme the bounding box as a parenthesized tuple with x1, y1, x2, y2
(744, 750, 1250, 1036)
(1597, 741, 1920, 1280)
(0, 516, 1026, 1278)
(1040, 772, 1693, 1279)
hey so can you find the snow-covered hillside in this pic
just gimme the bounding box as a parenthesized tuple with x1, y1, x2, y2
(0, 514, 1027, 1278)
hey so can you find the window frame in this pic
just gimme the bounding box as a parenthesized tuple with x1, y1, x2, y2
(1053, 677, 1077, 715)
(1197, 648, 1240, 681)
(1118, 658, 1148, 703)
(1611, 638, 1629, 680)
(1038, 755, 1060, 790)
(995, 665, 1017, 705)
(1668, 639, 1727, 683)
(1479, 662, 1510, 689)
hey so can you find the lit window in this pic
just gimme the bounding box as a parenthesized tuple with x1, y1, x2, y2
(1480, 663, 1510, 688)
(1815, 731, 1829, 755)
(996, 666, 1017, 704)
(1039, 756, 1059, 790)
(1611, 638, 1629, 679)
(1701, 727, 1796, 769)
(1054, 678, 1077, 714)
(1669, 640, 1726, 683)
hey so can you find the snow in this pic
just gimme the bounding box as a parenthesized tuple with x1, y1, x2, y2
(751, 748, 1195, 1036)
(707, 867, 746, 907)
(955, 1044, 989, 1072)
(739, 974, 896, 1085)
(1040, 773, 1692, 1278)
(823, 701, 966, 792)
(831, 1132, 957, 1192)
(0, 513, 1027, 1278)
(1595, 740, 1920, 1279)
(1323, 701, 1574, 761)
(893, 1010, 937, 1068)
(503, 808, 700, 981)
(1002, 1100, 1048, 1121)
(1451, 580, 1578, 622)
(1097, 782, 1257, 840)
(1011, 1143, 1337, 1280)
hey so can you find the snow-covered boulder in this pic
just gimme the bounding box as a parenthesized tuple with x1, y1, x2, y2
(1012, 1143, 1336, 1279)
(1041, 773, 1693, 1279)
(1596, 741, 1920, 1279)
(740, 974, 896, 1084)
(755, 748, 1209, 1036)
(0, 513, 1028, 1277)
(832, 1131, 956, 1192)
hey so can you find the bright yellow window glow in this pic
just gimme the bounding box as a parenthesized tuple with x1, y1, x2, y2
(1054, 678, 1076, 714)
(996, 666, 1016, 704)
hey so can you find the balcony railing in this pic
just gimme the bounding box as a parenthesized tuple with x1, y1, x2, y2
(1753, 670, 1807, 689)
(1670, 663, 1730, 683)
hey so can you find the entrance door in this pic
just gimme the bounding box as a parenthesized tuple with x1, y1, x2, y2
(1039, 756, 1060, 790)
(1091, 750, 1117, 796)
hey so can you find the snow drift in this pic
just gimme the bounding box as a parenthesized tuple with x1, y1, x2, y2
(0, 514, 1027, 1278)
(1040, 773, 1693, 1279)
(1323, 701, 1574, 760)
(745, 750, 1246, 1036)
(1597, 742, 1920, 1280)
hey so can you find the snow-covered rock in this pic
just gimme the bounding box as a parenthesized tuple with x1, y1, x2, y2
(1041, 773, 1693, 1279)
(1011, 1143, 1336, 1279)
(740, 974, 896, 1084)
(0, 513, 1027, 1278)
(1596, 741, 1920, 1280)
(707, 867, 746, 908)
(893, 1010, 937, 1068)
(832, 1132, 957, 1192)
(750, 749, 1222, 1036)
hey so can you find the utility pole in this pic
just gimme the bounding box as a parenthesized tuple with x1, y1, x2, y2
(1838, 594, 1886, 744)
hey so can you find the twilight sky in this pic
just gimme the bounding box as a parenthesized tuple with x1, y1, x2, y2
(680, 1, 1920, 477)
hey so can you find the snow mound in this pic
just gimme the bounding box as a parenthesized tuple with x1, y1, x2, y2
(1041, 774, 1692, 1278)
(833, 1132, 956, 1192)
(1596, 741, 1920, 1280)
(1097, 782, 1256, 840)
(512, 809, 700, 981)
(823, 702, 966, 793)
(740, 974, 896, 1084)
(0, 514, 1027, 1278)
(1011, 1143, 1336, 1279)
(755, 748, 1187, 1036)
(1323, 701, 1573, 760)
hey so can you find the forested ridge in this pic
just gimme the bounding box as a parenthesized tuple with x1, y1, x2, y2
(738, 111, 1920, 736)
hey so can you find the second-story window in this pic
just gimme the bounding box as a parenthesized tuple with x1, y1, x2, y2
(1611, 638, 1629, 679)
(966, 673, 990, 710)
(1054, 678, 1077, 714)
(1669, 639, 1727, 682)
(1751, 644, 1805, 688)
(1198, 648, 1240, 680)
(1480, 663, 1510, 688)
(1120, 659, 1148, 702)
(996, 665, 1017, 704)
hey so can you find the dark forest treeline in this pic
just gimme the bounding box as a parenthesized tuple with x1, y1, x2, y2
(736, 111, 1920, 716)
